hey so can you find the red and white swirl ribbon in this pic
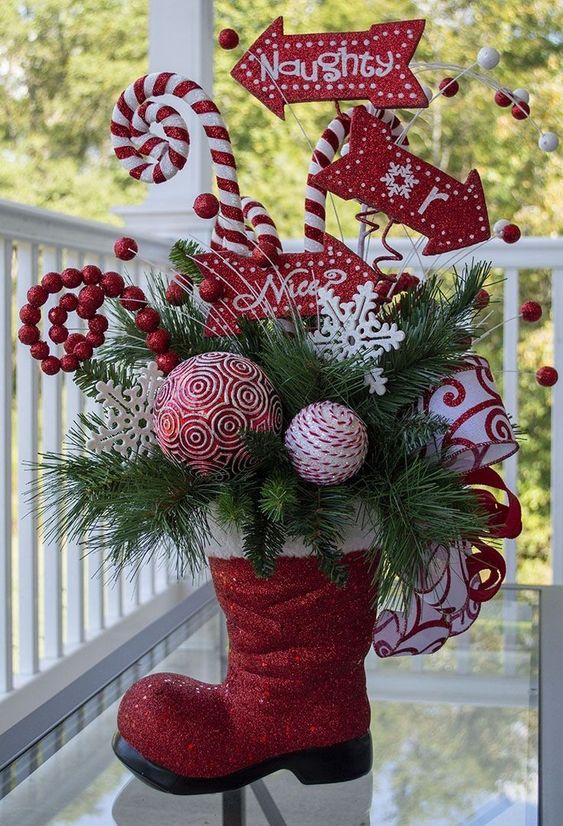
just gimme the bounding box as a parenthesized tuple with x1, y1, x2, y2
(241, 196, 282, 251)
(373, 543, 502, 658)
(420, 355, 518, 472)
(373, 595, 451, 658)
(304, 106, 406, 252)
(373, 363, 522, 659)
(111, 73, 250, 255)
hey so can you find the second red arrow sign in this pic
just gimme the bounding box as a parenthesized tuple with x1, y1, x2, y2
(313, 107, 490, 255)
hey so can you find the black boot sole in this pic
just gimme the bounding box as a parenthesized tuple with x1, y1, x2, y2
(112, 731, 372, 795)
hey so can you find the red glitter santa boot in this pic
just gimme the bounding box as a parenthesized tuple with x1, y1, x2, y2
(113, 544, 375, 794)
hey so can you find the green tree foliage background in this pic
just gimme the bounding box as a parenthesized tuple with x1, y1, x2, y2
(0, 0, 560, 582)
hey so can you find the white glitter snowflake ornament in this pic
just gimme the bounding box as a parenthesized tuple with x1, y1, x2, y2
(87, 361, 165, 457)
(310, 281, 405, 396)
(380, 160, 420, 199)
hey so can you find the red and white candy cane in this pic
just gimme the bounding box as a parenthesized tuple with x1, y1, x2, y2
(304, 110, 351, 252)
(241, 196, 282, 252)
(304, 106, 406, 252)
(111, 72, 250, 255)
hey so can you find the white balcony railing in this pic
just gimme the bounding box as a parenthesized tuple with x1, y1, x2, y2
(0, 197, 562, 707)
(0, 199, 173, 698)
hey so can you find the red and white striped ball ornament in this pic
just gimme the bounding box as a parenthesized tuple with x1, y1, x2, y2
(153, 352, 282, 476)
(284, 402, 368, 486)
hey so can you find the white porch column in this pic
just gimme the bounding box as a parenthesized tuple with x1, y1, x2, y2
(115, 0, 214, 241)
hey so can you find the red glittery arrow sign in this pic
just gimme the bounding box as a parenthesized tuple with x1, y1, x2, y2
(231, 17, 428, 119)
(313, 107, 490, 255)
(195, 235, 375, 336)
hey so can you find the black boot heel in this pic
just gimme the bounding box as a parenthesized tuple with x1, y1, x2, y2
(285, 733, 373, 785)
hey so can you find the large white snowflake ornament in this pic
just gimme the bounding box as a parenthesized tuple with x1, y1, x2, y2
(87, 361, 164, 457)
(380, 160, 420, 199)
(310, 282, 405, 396)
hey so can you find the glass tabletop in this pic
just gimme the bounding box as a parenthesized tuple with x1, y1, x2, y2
(0, 587, 539, 826)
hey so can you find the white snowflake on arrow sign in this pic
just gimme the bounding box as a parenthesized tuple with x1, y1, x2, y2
(310, 281, 405, 395)
(380, 160, 420, 199)
(87, 361, 164, 457)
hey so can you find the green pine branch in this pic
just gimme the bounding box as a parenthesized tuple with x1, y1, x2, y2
(31, 429, 221, 577)
(259, 470, 298, 523)
(95, 271, 224, 368)
(285, 485, 358, 586)
(360, 449, 488, 608)
(241, 493, 286, 577)
(360, 262, 491, 425)
(169, 239, 204, 282)
(74, 360, 136, 399)
(241, 428, 289, 468)
(215, 483, 254, 531)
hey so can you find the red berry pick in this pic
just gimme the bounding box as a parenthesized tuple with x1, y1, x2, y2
(166, 281, 187, 306)
(512, 101, 530, 120)
(114, 236, 138, 261)
(156, 352, 180, 375)
(521, 301, 542, 322)
(135, 307, 161, 333)
(120, 286, 147, 312)
(494, 89, 513, 107)
(439, 77, 459, 97)
(396, 273, 420, 293)
(42, 272, 63, 293)
(147, 329, 171, 354)
(193, 193, 220, 219)
(18, 263, 173, 378)
(218, 28, 239, 50)
(474, 289, 490, 309)
(41, 356, 61, 376)
(536, 366, 558, 387)
(199, 278, 224, 303)
(501, 224, 521, 244)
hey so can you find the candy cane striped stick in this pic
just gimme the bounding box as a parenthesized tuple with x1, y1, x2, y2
(304, 110, 351, 253)
(241, 196, 282, 251)
(111, 72, 250, 255)
(366, 105, 407, 144)
(304, 106, 407, 252)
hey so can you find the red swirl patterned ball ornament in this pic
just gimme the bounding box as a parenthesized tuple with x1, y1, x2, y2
(284, 402, 368, 486)
(153, 352, 283, 475)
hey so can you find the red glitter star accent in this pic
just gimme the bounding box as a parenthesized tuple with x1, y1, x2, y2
(195, 234, 375, 336)
(313, 106, 490, 256)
